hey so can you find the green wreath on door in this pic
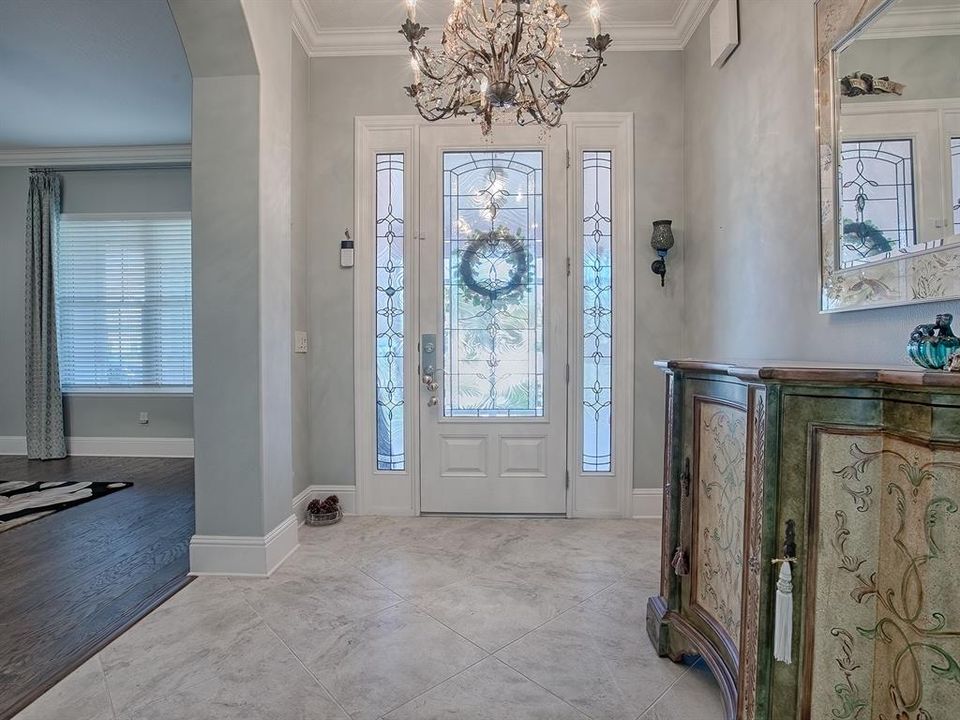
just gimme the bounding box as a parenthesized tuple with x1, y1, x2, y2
(458, 227, 531, 305)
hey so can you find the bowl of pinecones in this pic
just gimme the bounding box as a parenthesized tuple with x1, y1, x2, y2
(305, 495, 342, 526)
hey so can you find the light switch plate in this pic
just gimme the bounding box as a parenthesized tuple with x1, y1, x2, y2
(294, 331, 309, 354)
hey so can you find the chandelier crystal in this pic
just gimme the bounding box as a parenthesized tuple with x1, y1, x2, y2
(400, 0, 612, 135)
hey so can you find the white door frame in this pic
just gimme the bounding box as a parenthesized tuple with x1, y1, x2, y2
(353, 113, 634, 517)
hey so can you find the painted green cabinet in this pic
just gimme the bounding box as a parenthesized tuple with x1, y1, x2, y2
(646, 361, 960, 720)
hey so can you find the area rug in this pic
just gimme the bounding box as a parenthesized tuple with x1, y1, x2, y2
(0, 480, 132, 533)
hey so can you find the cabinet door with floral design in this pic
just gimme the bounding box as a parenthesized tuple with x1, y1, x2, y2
(807, 429, 960, 720)
(690, 398, 748, 662)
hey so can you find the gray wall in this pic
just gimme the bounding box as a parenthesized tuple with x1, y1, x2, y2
(840, 34, 960, 102)
(244, 0, 295, 535)
(306, 53, 685, 490)
(172, 0, 296, 538)
(0, 166, 194, 439)
(291, 37, 310, 495)
(0, 167, 29, 437)
(681, 0, 958, 366)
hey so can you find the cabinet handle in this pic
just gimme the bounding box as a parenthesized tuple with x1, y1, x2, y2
(671, 546, 690, 576)
(672, 457, 691, 576)
(773, 519, 797, 664)
(771, 519, 798, 565)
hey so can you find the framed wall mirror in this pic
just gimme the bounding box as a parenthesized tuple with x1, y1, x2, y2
(817, 0, 960, 312)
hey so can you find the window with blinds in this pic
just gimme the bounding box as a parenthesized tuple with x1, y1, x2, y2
(55, 213, 193, 389)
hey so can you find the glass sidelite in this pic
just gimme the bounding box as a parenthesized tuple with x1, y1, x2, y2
(442, 151, 544, 418)
(839, 138, 917, 267)
(582, 151, 613, 473)
(375, 153, 405, 470)
(952, 138, 960, 235)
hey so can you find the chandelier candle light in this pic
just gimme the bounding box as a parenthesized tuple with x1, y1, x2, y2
(401, 0, 612, 135)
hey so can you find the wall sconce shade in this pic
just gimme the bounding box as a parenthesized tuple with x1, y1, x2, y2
(650, 220, 675, 287)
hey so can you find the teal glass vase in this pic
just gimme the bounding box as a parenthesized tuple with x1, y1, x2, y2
(907, 313, 960, 370)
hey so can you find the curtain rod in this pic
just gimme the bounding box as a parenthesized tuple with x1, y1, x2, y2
(29, 163, 191, 173)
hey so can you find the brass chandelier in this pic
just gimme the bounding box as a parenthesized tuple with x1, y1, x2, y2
(400, 0, 612, 135)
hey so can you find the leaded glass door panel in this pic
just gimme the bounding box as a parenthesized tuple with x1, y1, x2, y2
(419, 125, 568, 514)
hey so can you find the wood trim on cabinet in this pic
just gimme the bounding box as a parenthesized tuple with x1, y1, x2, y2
(656, 360, 960, 389)
(737, 385, 768, 720)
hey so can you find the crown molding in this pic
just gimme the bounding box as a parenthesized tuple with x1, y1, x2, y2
(676, 0, 714, 48)
(0, 144, 192, 168)
(293, 0, 713, 56)
(861, 4, 960, 39)
(291, 0, 320, 52)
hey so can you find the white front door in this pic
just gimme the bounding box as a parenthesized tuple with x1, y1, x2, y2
(418, 125, 568, 514)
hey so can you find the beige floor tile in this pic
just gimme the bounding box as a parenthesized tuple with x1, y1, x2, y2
(414, 568, 583, 652)
(234, 565, 403, 636)
(299, 602, 487, 720)
(100, 591, 268, 715)
(117, 640, 348, 720)
(13, 656, 114, 720)
(639, 661, 725, 720)
(359, 544, 485, 598)
(18, 517, 723, 720)
(384, 656, 587, 720)
(496, 581, 688, 720)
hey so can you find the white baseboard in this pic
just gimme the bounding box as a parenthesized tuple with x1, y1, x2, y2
(189, 514, 299, 577)
(293, 484, 357, 522)
(69, 436, 194, 457)
(632, 488, 664, 519)
(0, 436, 27, 455)
(0, 435, 193, 458)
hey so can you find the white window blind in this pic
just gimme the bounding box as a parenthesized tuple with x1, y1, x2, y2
(55, 214, 193, 389)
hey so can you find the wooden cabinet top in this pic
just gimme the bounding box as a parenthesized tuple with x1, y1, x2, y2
(656, 359, 960, 389)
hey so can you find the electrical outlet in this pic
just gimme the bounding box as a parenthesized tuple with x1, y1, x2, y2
(294, 331, 309, 354)
(139, 412, 149, 425)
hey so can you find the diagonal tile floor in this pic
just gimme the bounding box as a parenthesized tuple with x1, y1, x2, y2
(15, 516, 723, 720)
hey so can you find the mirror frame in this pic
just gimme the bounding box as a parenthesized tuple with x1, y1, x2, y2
(817, 0, 960, 312)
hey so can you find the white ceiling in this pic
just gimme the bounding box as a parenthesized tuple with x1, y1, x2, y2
(0, 0, 191, 149)
(294, 0, 711, 55)
(0, 0, 708, 150)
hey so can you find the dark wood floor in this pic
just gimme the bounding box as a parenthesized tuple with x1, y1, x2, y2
(0, 456, 194, 720)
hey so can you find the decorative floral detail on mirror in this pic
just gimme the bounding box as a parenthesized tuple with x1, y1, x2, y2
(816, 0, 960, 311)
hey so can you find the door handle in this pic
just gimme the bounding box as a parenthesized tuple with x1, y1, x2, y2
(421, 333, 437, 376)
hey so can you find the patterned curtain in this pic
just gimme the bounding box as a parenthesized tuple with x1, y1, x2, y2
(24, 171, 66, 460)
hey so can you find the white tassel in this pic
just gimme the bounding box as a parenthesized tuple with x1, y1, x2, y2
(774, 562, 793, 664)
